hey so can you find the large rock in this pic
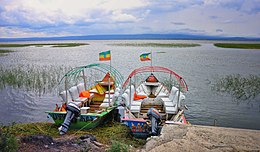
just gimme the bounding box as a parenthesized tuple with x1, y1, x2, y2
(144, 124, 260, 152)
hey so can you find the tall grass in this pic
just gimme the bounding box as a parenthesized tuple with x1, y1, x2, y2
(0, 65, 71, 95)
(214, 43, 260, 49)
(211, 74, 260, 101)
(0, 43, 88, 48)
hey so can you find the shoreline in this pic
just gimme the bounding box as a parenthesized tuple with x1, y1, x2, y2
(143, 124, 260, 152)
(1, 122, 260, 151)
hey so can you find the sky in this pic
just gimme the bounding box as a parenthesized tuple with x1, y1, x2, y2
(0, 0, 260, 38)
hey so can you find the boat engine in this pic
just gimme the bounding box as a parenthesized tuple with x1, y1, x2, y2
(58, 102, 81, 135)
(147, 108, 161, 136)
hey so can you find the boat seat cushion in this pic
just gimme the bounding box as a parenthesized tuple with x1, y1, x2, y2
(164, 101, 176, 107)
(69, 86, 80, 100)
(131, 100, 142, 106)
(130, 105, 141, 113)
(79, 91, 90, 98)
(100, 103, 110, 108)
(77, 83, 85, 93)
(59, 90, 73, 102)
(165, 106, 177, 114)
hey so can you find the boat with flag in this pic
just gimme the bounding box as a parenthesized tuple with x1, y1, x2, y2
(46, 63, 124, 134)
(120, 64, 189, 138)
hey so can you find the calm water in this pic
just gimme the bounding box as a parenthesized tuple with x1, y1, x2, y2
(0, 40, 260, 130)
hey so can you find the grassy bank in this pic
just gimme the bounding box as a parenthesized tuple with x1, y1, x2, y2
(0, 122, 146, 151)
(109, 43, 200, 47)
(0, 43, 88, 48)
(214, 43, 260, 49)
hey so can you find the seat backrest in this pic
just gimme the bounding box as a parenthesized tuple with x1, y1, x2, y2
(141, 83, 151, 95)
(172, 91, 185, 106)
(169, 86, 179, 100)
(77, 83, 85, 93)
(59, 90, 72, 102)
(122, 93, 129, 107)
(69, 86, 80, 100)
(129, 85, 135, 101)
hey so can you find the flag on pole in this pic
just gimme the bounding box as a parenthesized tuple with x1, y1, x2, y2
(140, 53, 151, 61)
(99, 50, 111, 61)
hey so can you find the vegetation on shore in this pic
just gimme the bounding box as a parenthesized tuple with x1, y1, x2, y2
(0, 122, 146, 151)
(0, 43, 88, 48)
(214, 43, 260, 49)
(211, 74, 260, 101)
(0, 65, 71, 95)
(108, 43, 200, 47)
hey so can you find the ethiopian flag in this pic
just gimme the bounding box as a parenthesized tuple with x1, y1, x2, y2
(140, 53, 151, 61)
(99, 50, 111, 61)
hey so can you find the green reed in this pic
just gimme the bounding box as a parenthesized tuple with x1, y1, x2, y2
(0, 65, 71, 95)
(214, 43, 260, 49)
(211, 74, 260, 101)
(0, 43, 88, 48)
(108, 43, 200, 47)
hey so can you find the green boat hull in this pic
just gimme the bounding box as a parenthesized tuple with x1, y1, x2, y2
(46, 107, 115, 130)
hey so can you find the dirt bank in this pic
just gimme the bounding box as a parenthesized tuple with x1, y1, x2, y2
(143, 124, 260, 152)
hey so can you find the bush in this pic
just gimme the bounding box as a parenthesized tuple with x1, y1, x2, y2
(0, 127, 18, 152)
(107, 141, 129, 152)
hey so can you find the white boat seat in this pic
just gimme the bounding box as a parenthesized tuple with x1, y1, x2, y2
(105, 94, 114, 99)
(59, 90, 73, 102)
(164, 101, 176, 107)
(100, 103, 110, 108)
(69, 86, 89, 102)
(130, 105, 141, 113)
(77, 83, 85, 93)
(131, 100, 142, 106)
(165, 106, 177, 114)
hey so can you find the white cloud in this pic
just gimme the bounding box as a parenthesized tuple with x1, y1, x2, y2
(0, 0, 259, 38)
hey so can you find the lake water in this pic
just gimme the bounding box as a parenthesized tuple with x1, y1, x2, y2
(0, 40, 260, 130)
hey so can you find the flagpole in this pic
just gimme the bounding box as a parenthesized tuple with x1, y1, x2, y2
(108, 51, 111, 107)
(151, 51, 153, 67)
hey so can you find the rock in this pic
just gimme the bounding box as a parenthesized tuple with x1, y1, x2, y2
(80, 134, 97, 142)
(142, 124, 260, 152)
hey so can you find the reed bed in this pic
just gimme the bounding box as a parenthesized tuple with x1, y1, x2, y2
(108, 43, 200, 47)
(0, 49, 14, 56)
(212, 74, 260, 101)
(0, 43, 88, 48)
(214, 43, 260, 49)
(0, 65, 71, 95)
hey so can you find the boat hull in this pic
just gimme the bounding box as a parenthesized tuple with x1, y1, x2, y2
(46, 107, 115, 130)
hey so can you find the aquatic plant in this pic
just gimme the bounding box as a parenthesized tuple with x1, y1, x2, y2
(0, 43, 88, 48)
(0, 65, 71, 95)
(211, 74, 260, 101)
(108, 43, 200, 48)
(0, 50, 14, 56)
(214, 43, 260, 49)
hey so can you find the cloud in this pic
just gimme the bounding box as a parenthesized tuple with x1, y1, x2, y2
(0, 0, 260, 38)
